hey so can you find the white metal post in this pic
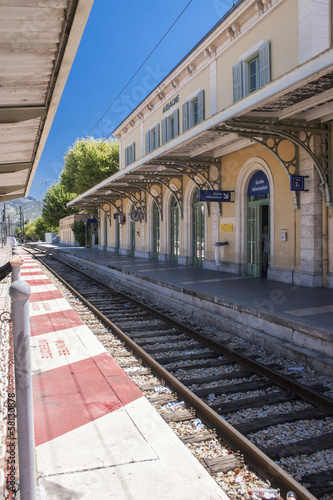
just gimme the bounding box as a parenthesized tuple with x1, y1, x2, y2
(11, 238, 20, 282)
(9, 280, 36, 500)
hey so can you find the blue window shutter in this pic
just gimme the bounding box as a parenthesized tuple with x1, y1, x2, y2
(166, 116, 172, 142)
(162, 118, 167, 144)
(243, 61, 249, 96)
(125, 146, 129, 167)
(197, 90, 205, 123)
(155, 123, 160, 148)
(233, 61, 243, 102)
(189, 100, 194, 129)
(182, 101, 189, 132)
(145, 131, 150, 154)
(259, 41, 270, 87)
(173, 109, 179, 137)
(131, 142, 135, 163)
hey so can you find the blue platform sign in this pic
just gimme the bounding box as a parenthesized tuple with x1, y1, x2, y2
(199, 190, 232, 202)
(87, 218, 98, 223)
(247, 171, 270, 196)
(290, 175, 307, 191)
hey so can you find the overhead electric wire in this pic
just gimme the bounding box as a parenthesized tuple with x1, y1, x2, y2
(31, 164, 63, 199)
(30, 0, 194, 200)
(88, 0, 194, 138)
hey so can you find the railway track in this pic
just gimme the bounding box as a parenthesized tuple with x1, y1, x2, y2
(24, 247, 333, 500)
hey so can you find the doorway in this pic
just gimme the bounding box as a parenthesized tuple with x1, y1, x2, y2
(152, 204, 160, 259)
(115, 216, 120, 253)
(130, 219, 135, 256)
(192, 189, 205, 266)
(247, 200, 270, 277)
(170, 197, 179, 262)
(247, 170, 270, 278)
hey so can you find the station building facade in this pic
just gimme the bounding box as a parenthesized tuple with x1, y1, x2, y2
(59, 213, 89, 246)
(69, 0, 333, 288)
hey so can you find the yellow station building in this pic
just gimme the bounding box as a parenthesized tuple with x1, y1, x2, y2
(69, 0, 333, 288)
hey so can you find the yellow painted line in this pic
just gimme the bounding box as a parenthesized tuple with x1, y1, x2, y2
(285, 304, 333, 316)
(181, 276, 251, 284)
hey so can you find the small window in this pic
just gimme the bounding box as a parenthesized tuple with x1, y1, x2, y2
(248, 55, 260, 93)
(145, 124, 160, 154)
(192, 97, 199, 126)
(182, 90, 205, 133)
(162, 109, 179, 145)
(125, 142, 135, 167)
(150, 128, 156, 150)
(168, 115, 175, 138)
(232, 41, 270, 102)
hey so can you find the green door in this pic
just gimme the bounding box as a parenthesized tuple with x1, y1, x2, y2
(247, 199, 270, 277)
(192, 190, 205, 266)
(170, 198, 179, 262)
(103, 214, 108, 248)
(130, 220, 135, 256)
(152, 205, 160, 259)
(115, 218, 120, 253)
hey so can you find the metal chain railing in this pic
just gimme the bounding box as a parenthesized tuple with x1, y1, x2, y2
(0, 282, 18, 499)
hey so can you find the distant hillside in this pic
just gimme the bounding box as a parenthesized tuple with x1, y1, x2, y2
(0, 197, 43, 224)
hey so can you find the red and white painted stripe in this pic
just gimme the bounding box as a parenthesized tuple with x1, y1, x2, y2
(23, 252, 143, 448)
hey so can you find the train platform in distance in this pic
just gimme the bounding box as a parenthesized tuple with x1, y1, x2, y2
(30, 243, 333, 377)
(19, 249, 229, 500)
(0, 245, 12, 313)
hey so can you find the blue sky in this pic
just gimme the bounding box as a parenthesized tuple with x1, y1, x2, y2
(30, 0, 235, 199)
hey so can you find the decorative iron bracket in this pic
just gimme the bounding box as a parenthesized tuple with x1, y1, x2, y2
(147, 157, 222, 215)
(111, 188, 146, 220)
(99, 202, 112, 225)
(217, 119, 332, 207)
(126, 174, 183, 219)
(123, 182, 160, 221)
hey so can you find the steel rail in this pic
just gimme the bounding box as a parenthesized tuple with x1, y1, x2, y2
(24, 247, 320, 500)
(29, 246, 333, 415)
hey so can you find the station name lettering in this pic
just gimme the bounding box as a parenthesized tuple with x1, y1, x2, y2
(55, 339, 70, 356)
(39, 339, 53, 359)
(38, 339, 71, 358)
(162, 95, 179, 113)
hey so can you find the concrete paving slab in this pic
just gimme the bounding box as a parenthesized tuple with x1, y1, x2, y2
(37, 397, 227, 500)
(36, 400, 158, 475)
(29, 297, 72, 317)
(31, 325, 106, 372)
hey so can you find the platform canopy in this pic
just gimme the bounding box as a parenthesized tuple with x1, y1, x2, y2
(0, 0, 94, 202)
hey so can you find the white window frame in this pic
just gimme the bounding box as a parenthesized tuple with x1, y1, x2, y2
(232, 40, 270, 102)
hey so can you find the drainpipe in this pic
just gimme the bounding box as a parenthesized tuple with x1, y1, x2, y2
(322, 197, 328, 288)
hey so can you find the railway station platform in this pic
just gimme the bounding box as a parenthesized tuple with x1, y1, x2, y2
(0, 245, 12, 313)
(29, 243, 333, 377)
(17, 249, 228, 499)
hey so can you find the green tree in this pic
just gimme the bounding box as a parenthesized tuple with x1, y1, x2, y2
(35, 218, 51, 239)
(60, 137, 119, 194)
(42, 184, 78, 228)
(24, 218, 49, 241)
(72, 220, 86, 246)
